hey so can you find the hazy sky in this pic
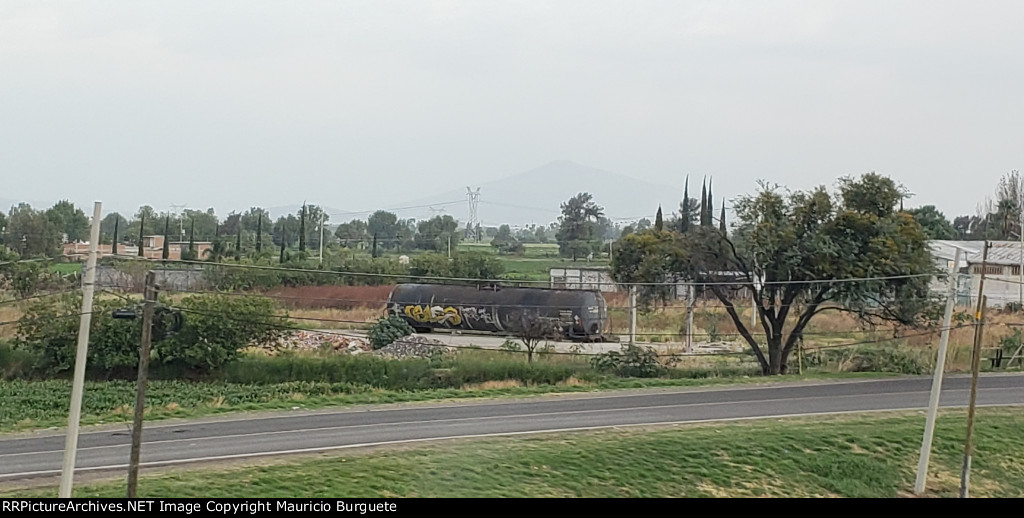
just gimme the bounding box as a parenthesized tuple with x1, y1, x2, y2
(2, 1, 1021, 220)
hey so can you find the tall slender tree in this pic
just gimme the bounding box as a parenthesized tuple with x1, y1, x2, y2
(112, 217, 119, 255)
(188, 219, 195, 255)
(137, 213, 146, 257)
(655, 206, 664, 231)
(255, 210, 263, 252)
(700, 178, 709, 226)
(707, 178, 714, 227)
(299, 203, 307, 252)
(162, 216, 170, 259)
(279, 229, 287, 263)
(680, 176, 691, 234)
(235, 227, 242, 260)
(719, 200, 727, 235)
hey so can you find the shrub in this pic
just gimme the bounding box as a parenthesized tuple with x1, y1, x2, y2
(367, 315, 414, 349)
(590, 345, 665, 378)
(156, 294, 291, 373)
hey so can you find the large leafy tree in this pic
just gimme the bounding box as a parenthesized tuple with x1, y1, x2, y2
(414, 215, 461, 252)
(367, 210, 401, 250)
(906, 205, 957, 240)
(272, 215, 300, 248)
(45, 200, 90, 243)
(7, 204, 62, 257)
(334, 219, 369, 248)
(555, 192, 604, 260)
(684, 173, 939, 375)
(181, 208, 219, 241)
(99, 213, 129, 245)
(611, 229, 687, 306)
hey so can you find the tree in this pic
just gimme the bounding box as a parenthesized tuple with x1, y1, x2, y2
(234, 227, 242, 260)
(414, 215, 461, 252)
(679, 176, 698, 233)
(299, 203, 307, 252)
(6, 204, 61, 257)
(655, 206, 664, 231)
(555, 193, 604, 260)
(273, 215, 300, 248)
(162, 216, 170, 259)
(719, 200, 727, 235)
(368, 211, 401, 250)
(137, 213, 146, 257)
(255, 210, 264, 253)
(512, 312, 558, 364)
(610, 229, 687, 306)
(334, 219, 369, 248)
(680, 174, 937, 375)
(184, 219, 197, 260)
(700, 179, 709, 226)
(907, 205, 958, 240)
(45, 200, 89, 243)
(491, 224, 524, 255)
(181, 208, 219, 241)
(706, 179, 714, 227)
(100, 212, 128, 245)
(0, 211, 6, 246)
(111, 217, 119, 255)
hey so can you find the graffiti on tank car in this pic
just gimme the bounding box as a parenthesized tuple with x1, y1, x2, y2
(403, 304, 462, 326)
(462, 306, 503, 330)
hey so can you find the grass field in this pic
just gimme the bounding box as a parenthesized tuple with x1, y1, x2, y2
(6, 407, 1022, 498)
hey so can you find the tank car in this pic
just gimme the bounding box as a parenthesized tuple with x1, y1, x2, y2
(385, 283, 608, 341)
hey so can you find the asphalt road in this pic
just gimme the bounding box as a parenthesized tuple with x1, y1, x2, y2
(1, 374, 1023, 482)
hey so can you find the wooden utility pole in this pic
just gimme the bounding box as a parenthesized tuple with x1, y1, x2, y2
(127, 271, 157, 498)
(960, 241, 991, 498)
(629, 285, 637, 347)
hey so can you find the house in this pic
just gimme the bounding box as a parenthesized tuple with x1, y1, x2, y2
(63, 235, 213, 261)
(928, 240, 1024, 307)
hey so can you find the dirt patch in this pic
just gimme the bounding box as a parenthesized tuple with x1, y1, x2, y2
(267, 285, 393, 309)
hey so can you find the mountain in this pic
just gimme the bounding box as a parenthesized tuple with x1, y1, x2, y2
(386, 161, 686, 228)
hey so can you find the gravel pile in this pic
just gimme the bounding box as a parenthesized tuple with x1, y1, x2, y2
(256, 330, 372, 354)
(374, 335, 453, 359)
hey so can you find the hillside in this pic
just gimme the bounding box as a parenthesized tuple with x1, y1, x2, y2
(387, 161, 686, 227)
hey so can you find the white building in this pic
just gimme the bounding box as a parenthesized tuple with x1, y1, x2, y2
(929, 240, 1024, 307)
(549, 266, 619, 292)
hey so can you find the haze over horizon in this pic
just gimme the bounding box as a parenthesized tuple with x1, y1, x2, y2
(3, 1, 1022, 222)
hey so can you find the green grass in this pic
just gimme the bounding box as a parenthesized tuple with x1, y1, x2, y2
(0, 371, 893, 434)
(47, 263, 82, 274)
(6, 407, 1022, 497)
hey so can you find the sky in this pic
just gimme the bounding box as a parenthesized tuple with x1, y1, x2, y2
(1, 1, 1022, 221)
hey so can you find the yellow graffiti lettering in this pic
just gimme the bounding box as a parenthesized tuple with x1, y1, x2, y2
(403, 305, 462, 326)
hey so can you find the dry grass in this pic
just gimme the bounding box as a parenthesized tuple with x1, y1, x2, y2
(461, 379, 525, 390)
(0, 305, 24, 340)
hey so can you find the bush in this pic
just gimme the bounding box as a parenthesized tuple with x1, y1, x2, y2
(156, 294, 291, 373)
(16, 293, 289, 375)
(0, 341, 42, 379)
(367, 315, 414, 349)
(804, 346, 931, 375)
(590, 345, 665, 378)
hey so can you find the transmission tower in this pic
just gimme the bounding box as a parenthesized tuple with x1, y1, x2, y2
(169, 204, 187, 241)
(466, 186, 481, 228)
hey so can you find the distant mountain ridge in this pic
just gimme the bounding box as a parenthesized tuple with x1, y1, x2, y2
(381, 161, 685, 227)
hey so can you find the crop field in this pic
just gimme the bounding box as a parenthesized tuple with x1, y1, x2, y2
(7, 407, 1023, 498)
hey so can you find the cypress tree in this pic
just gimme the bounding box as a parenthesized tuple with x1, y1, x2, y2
(372, 233, 378, 258)
(680, 176, 690, 234)
(707, 178, 714, 228)
(700, 178, 708, 226)
(162, 216, 170, 259)
(188, 219, 195, 256)
(719, 200, 727, 235)
(299, 204, 307, 252)
(255, 210, 263, 252)
(235, 227, 242, 260)
(138, 213, 146, 257)
(112, 216, 119, 255)
(280, 229, 287, 263)
(655, 206, 664, 231)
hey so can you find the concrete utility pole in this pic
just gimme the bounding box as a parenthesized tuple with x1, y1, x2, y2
(961, 241, 991, 498)
(319, 213, 325, 265)
(629, 285, 637, 347)
(914, 246, 966, 495)
(59, 201, 102, 498)
(127, 271, 157, 498)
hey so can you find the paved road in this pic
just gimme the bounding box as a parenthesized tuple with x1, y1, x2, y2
(1, 374, 1023, 481)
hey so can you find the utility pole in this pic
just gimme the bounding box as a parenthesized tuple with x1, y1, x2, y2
(447, 235, 452, 259)
(127, 271, 157, 498)
(686, 284, 695, 353)
(915, 246, 966, 495)
(59, 201, 102, 498)
(961, 241, 991, 498)
(629, 285, 637, 347)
